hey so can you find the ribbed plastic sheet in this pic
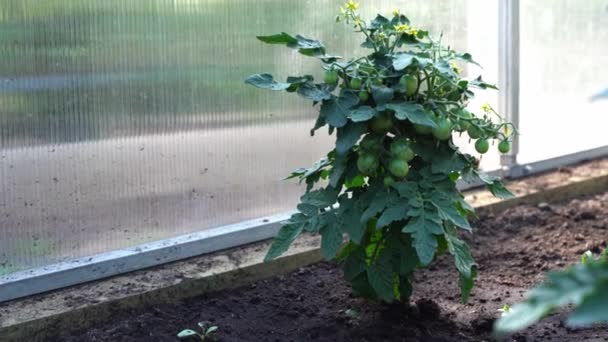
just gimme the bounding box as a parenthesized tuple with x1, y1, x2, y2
(0, 0, 498, 274)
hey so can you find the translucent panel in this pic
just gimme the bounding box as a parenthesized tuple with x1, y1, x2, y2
(519, 1, 608, 164)
(0, 0, 498, 274)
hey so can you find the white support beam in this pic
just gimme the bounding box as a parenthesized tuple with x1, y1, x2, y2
(498, 0, 520, 175)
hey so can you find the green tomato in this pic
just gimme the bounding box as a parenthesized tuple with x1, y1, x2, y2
(370, 113, 393, 133)
(388, 159, 410, 178)
(372, 78, 383, 86)
(400, 75, 418, 96)
(467, 125, 483, 139)
(350, 78, 362, 89)
(383, 175, 396, 187)
(456, 109, 472, 132)
(498, 140, 511, 153)
(390, 137, 415, 162)
(475, 139, 490, 154)
(432, 118, 453, 141)
(414, 124, 433, 135)
(357, 153, 379, 175)
(359, 134, 382, 152)
(358, 90, 369, 102)
(324, 70, 339, 85)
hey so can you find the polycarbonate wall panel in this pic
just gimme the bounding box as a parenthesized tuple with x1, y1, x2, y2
(0, 0, 498, 274)
(519, 1, 608, 164)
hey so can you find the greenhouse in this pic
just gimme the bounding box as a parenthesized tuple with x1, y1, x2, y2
(1, 0, 608, 341)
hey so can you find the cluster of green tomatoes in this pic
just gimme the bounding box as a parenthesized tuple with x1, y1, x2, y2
(323, 67, 513, 182)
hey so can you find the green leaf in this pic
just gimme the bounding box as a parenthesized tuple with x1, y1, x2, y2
(494, 261, 608, 335)
(336, 123, 367, 155)
(386, 103, 437, 127)
(371, 85, 394, 106)
(433, 60, 458, 79)
(391, 181, 417, 198)
(265, 222, 304, 261)
(367, 252, 395, 302)
(398, 237, 419, 275)
(297, 83, 332, 102)
(392, 52, 432, 70)
(402, 203, 443, 265)
(338, 196, 366, 244)
(329, 153, 348, 188)
(257, 32, 298, 45)
(430, 191, 471, 230)
(301, 187, 338, 208)
(320, 215, 343, 260)
(469, 75, 498, 90)
(245, 73, 291, 90)
(177, 329, 199, 338)
(361, 191, 395, 223)
(376, 202, 409, 229)
(567, 285, 608, 325)
(343, 247, 367, 281)
(349, 105, 377, 122)
(459, 268, 477, 303)
(487, 180, 514, 199)
(454, 52, 480, 66)
(445, 232, 476, 280)
(320, 91, 360, 128)
(257, 33, 341, 62)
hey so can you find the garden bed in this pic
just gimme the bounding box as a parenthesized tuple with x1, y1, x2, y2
(64, 191, 608, 341)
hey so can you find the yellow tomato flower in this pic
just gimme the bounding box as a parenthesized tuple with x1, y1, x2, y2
(481, 102, 492, 113)
(353, 17, 363, 27)
(345, 0, 359, 11)
(450, 61, 461, 74)
(392, 9, 400, 17)
(394, 24, 410, 33)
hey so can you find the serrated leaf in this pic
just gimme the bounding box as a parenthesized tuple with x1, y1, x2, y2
(349, 105, 377, 122)
(371, 85, 394, 106)
(433, 60, 458, 79)
(338, 197, 366, 244)
(386, 103, 437, 127)
(376, 203, 409, 229)
(329, 154, 347, 188)
(265, 222, 305, 261)
(245, 73, 291, 90)
(336, 123, 367, 155)
(343, 247, 367, 281)
(391, 181, 417, 198)
(431, 192, 471, 230)
(257, 32, 299, 45)
(367, 252, 395, 302)
(445, 232, 476, 279)
(301, 188, 338, 208)
(320, 91, 359, 128)
(320, 215, 343, 260)
(402, 204, 443, 265)
(487, 180, 514, 199)
(361, 191, 394, 223)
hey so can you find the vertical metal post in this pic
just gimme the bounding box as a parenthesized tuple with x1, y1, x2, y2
(498, 0, 520, 177)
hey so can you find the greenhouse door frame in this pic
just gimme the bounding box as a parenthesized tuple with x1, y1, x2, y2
(2, 0, 608, 303)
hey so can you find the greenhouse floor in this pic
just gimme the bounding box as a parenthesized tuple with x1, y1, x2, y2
(2, 159, 608, 341)
(66, 191, 608, 341)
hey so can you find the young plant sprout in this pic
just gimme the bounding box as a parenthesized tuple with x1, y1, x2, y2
(498, 304, 511, 317)
(246, 2, 515, 303)
(177, 321, 219, 341)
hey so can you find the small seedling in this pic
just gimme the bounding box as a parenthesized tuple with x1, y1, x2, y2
(497, 304, 510, 317)
(177, 321, 219, 341)
(581, 250, 593, 265)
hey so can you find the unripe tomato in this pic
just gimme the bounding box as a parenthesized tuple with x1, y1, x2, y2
(498, 139, 511, 153)
(357, 153, 379, 175)
(388, 159, 410, 178)
(324, 70, 339, 85)
(414, 124, 432, 135)
(390, 137, 415, 162)
(358, 90, 369, 102)
(475, 139, 489, 154)
(383, 175, 396, 187)
(373, 78, 383, 85)
(432, 118, 453, 141)
(350, 78, 362, 89)
(370, 113, 393, 133)
(359, 134, 382, 152)
(400, 75, 418, 96)
(455, 109, 472, 132)
(467, 125, 483, 139)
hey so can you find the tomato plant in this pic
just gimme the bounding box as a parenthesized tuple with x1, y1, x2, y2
(246, 2, 516, 303)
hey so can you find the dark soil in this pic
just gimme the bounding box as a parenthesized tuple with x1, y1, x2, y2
(64, 192, 608, 342)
